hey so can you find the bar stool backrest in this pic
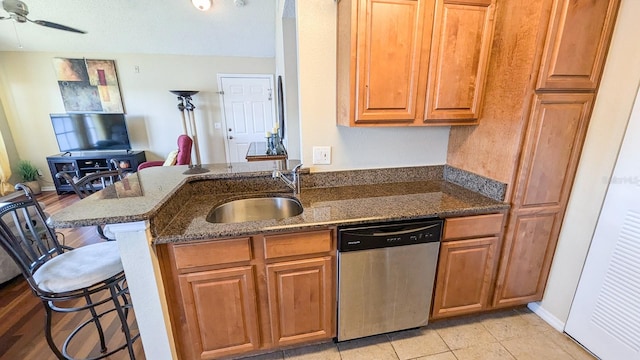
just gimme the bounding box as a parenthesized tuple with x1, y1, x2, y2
(0, 184, 68, 296)
(56, 169, 123, 199)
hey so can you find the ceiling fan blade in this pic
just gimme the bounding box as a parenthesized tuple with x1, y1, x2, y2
(31, 19, 86, 34)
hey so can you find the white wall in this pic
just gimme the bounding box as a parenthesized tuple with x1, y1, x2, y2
(295, 0, 449, 172)
(0, 51, 274, 186)
(275, 0, 301, 160)
(282, 18, 301, 160)
(540, 0, 640, 324)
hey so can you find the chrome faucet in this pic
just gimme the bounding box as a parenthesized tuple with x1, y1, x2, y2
(273, 163, 303, 195)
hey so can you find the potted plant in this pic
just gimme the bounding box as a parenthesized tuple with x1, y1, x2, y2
(16, 160, 41, 195)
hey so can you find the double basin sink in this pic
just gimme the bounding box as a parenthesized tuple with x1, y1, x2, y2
(207, 195, 303, 223)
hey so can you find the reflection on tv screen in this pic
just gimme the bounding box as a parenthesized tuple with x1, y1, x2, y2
(50, 113, 132, 152)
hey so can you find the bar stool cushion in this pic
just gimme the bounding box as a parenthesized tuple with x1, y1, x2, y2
(33, 242, 123, 293)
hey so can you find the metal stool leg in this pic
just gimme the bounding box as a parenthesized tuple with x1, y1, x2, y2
(83, 292, 108, 353)
(44, 303, 66, 360)
(110, 284, 136, 360)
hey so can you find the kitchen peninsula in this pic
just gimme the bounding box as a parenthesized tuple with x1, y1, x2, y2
(50, 162, 508, 359)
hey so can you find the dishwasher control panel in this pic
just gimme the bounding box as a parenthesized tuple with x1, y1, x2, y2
(338, 218, 443, 252)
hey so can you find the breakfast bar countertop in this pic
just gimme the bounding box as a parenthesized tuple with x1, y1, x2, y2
(49, 163, 509, 244)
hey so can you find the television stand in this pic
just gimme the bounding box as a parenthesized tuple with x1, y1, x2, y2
(46, 151, 146, 194)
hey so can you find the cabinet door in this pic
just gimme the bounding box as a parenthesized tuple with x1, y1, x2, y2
(537, 0, 620, 91)
(494, 93, 594, 307)
(431, 237, 499, 319)
(355, 0, 429, 123)
(266, 256, 334, 347)
(513, 93, 594, 210)
(178, 266, 260, 360)
(494, 212, 561, 307)
(423, 0, 496, 124)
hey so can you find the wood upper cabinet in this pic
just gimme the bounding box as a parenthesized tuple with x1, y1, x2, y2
(537, 0, 620, 91)
(356, 0, 427, 123)
(177, 266, 260, 359)
(338, 0, 431, 125)
(266, 257, 334, 347)
(337, 0, 496, 126)
(431, 213, 504, 319)
(423, 0, 496, 124)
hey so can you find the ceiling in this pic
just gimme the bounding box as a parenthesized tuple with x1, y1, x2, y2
(0, 0, 276, 57)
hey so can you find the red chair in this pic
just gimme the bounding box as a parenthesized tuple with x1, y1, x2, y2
(138, 134, 193, 171)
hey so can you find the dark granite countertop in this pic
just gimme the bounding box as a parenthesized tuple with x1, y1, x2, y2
(49, 164, 508, 245)
(153, 179, 508, 244)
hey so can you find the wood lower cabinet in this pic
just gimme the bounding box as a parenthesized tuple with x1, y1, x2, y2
(266, 257, 334, 347)
(177, 267, 260, 359)
(494, 212, 559, 306)
(431, 213, 504, 319)
(159, 229, 336, 360)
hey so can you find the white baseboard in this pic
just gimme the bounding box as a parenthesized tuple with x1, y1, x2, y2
(42, 186, 57, 192)
(528, 302, 565, 332)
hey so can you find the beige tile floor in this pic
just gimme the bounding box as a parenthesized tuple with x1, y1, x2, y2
(238, 307, 594, 360)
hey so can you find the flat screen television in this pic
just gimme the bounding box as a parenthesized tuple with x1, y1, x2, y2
(50, 113, 132, 152)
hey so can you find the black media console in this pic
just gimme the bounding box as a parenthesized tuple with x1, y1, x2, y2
(46, 151, 146, 194)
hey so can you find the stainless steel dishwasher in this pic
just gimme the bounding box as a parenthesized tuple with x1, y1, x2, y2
(337, 218, 443, 341)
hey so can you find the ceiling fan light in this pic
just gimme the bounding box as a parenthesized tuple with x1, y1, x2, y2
(191, 0, 212, 11)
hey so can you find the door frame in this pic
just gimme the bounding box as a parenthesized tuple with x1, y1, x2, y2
(217, 73, 276, 163)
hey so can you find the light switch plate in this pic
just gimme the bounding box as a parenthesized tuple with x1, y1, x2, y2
(313, 146, 331, 165)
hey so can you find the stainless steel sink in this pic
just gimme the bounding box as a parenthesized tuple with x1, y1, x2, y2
(207, 196, 303, 223)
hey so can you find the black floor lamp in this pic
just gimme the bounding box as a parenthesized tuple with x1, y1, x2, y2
(170, 90, 209, 174)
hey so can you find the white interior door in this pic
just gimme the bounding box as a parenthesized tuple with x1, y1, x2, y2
(565, 87, 640, 360)
(218, 75, 276, 163)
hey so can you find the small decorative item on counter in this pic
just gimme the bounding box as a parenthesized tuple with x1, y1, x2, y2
(274, 134, 287, 155)
(265, 123, 287, 156)
(266, 131, 276, 155)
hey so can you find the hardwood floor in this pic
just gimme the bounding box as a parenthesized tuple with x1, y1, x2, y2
(0, 191, 146, 359)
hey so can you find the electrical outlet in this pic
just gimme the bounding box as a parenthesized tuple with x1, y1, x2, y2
(312, 146, 331, 165)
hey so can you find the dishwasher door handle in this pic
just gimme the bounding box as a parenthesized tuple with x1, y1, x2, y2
(342, 224, 439, 238)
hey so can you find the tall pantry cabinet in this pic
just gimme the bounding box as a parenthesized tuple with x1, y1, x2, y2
(450, 0, 620, 308)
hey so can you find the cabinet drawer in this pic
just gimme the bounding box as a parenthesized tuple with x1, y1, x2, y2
(172, 238, 252, 270)
(264, 230, 332, 259)
(444, 213, 504, 240)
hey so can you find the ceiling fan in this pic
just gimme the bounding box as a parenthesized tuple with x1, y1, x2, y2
(0, 0, 86, 34)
